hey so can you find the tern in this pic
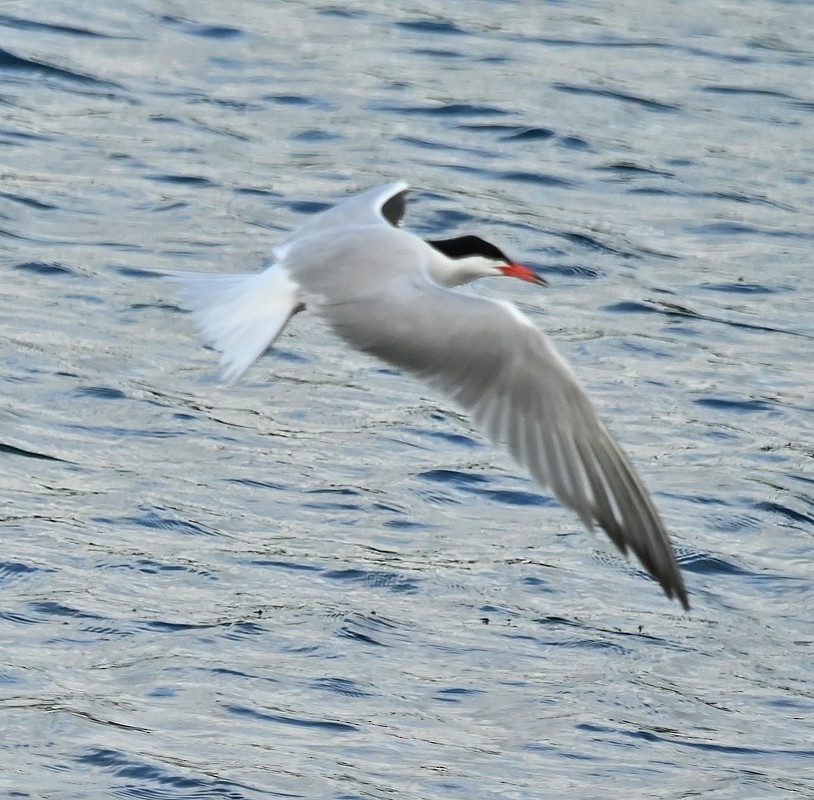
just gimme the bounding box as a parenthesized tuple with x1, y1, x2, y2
(170, 182, 689, 610)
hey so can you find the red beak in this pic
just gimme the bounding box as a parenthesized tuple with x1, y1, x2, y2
(499, 262, 548, 286)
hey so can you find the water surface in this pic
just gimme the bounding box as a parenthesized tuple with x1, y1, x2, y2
(2, 1, 813, 798)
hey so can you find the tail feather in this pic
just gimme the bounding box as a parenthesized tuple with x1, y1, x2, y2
(167, 264, 300, 384)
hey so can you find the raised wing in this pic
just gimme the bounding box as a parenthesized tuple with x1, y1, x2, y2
(313, 275, 689, 609)
(274, 181, 409, 258)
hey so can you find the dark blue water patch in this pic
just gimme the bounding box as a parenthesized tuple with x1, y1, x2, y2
(788, 471, 814, 488)
(520, 576, 548, 588)
(146, 173, 216, 187)
(703, 190, 796, 211)
(82, 624, 134, 638)
(223, 621, 266, 640)
(395, 134, 495, 160)
(263, 93, 335, 111)
(538, 263, 604, 280)
(317, 6, 368, 19)
(603, 299, 806, 338)
(160, 16, 243, 39)
(75, 747, 265, 798)
(397, 134, 454, 152)
(694, 396, 779, 415)
(93, 507, 216, 537)
(616, 338, 673, 359)
(700, 84, 794, 100)
(74, 385, 127, 400)
(13, 260, 73, 275)
(433, 687, 485, 703)
(227, 478, 289, 491)
(699, 281, 790, 295)
(419, 469, 551, 507)
(0, 561, 41, 584)
(0, 125, 55, 147)
(691, 220, 814, 241)
(552, 82, 680, 113)
(249, 559, 322, 573)
(373, 101, 507, 117)
(114, 265, 165, 279)
(0, 13, 113, 38)
(232, 187, 277, 201)
(140, 619, 218, 633)
(482, 488, 552, 507)
(30, 601, 106, 621)
(411, 48, 465, 60)
(322, 568, 419, 594)
(337, 613, 396, 647)
(104, 558, 213, 577)
(597, 161, 675, 179)
(226, 704, 359, 733)
(455, 123, 528, 135)
(282, 200, 331, 216)
(289, 129, 342, 142)
(309, 487, 362, 497)
(558, 231, 635, 258)
(148, 112, 185, 125)
(499, 126, 556, 142)
(420, 468, 490, 488)
(402, 426, 482, 449)
(626, 186, 677, 197)
(397, 19, 469, 36)
(478, 54, 512, 65)
(703, 511, 760, 534)
(210, 666, 259, 681)
(147, 685, 177, 698)
(0, 610, 39, 625)
(0, 47, 118, 86)
(265, 93, 312, 105)
(303, 487, 362, 512)
(311, 676, 373, 698)
(678, 552, 753, 577)
(659, 492, 728, 507)
(421, 490, 462, 506)
(0, 191, 56, 210)
(384, 519, 431, 531)
(579, 722, 814, 758)
(754, 501, 814, 528)
(0, 441, 66, 461)
(557, 135, 592, 151)
(562, 638, 629, 655)
(496, 170, 575, 188)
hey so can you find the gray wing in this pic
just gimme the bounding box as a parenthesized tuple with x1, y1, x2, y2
(313, 275, 689, 609)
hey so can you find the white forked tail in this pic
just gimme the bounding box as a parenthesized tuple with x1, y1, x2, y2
(168, 263, 301, 384)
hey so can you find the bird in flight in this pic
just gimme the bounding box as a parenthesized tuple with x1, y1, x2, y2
(169, 182, 689, 610)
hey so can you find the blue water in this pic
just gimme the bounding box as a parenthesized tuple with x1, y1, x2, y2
(2, 1, 813, 798)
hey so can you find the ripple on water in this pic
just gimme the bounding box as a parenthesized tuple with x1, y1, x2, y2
(311, 676, 374, 698)
(92, 507, 217, 536)
(321, 568, 420, 594)
(419, 468, 553, 508)
(13, 260, 73, 275)
(0, 45, 117, 85)
(226, 703, 359, 733)
(74, 748, 259, 799)
(5, 1, 814, 797)
(336, 611, 403, 648)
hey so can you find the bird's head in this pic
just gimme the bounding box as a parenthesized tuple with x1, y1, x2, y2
(426, 235, 547, 288)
